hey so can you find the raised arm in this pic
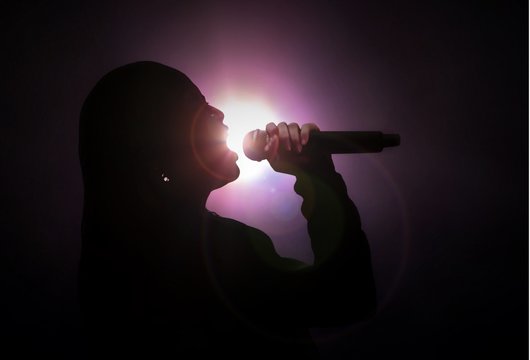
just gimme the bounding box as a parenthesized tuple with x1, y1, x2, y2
(236, 122, 376, 327)
(293, 156, 376, 325)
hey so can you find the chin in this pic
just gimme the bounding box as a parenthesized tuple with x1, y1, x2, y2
(231, 165, 240, 181)
(224, 164, 240, 183)
(212, 164, 240, 190)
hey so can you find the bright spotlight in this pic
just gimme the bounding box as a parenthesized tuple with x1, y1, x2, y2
(215, 98, 280, 181)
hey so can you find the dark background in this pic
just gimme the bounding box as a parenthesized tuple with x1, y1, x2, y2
(1, 1, 527, 358)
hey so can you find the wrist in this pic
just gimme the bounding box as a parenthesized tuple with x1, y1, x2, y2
(294, 154, 336, 179)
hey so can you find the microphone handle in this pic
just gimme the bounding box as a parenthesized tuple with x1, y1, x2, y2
(306, 131, 401, 154)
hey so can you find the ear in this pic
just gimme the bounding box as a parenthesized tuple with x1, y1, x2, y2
(140, 164, 173, 205)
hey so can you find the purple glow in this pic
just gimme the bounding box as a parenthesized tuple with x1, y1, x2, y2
(200, 70, 326, 262)
(207, 166, 313, 262)
(88, 0, 411, 302)
(4, 1, 524, 357)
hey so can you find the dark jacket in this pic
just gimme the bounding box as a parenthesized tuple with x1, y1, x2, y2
(78, 61, 375, 359)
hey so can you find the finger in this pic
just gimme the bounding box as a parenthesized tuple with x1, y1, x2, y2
(267, 134, 280, 160)
(277, 122, 291, 151)
(287, 123, 302, 153)
(265, 122, 278, 137)
(300, 123, 320, 145)
(264, 122, 278, 152)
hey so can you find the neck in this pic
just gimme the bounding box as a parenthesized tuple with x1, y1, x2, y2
(160, 189, 210, 218)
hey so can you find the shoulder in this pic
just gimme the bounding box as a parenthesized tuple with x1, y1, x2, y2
(207, 211, 269, 240)
(207, 211, 308, 271)
(207, 211, 275, 255)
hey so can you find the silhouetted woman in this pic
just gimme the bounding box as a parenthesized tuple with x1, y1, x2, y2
(78, 61, 375, 359)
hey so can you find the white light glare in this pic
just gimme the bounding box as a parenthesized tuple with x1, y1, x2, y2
(216, 98, 281, 181)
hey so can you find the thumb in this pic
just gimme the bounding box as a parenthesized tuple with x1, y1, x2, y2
(265, 134, 280, 161)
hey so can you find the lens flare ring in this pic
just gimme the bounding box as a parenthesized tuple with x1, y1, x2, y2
(214, 97, 281, 182)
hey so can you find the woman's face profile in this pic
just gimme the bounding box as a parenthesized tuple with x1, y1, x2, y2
(189, 103, 240, 187)
(79, 61, 241, 198)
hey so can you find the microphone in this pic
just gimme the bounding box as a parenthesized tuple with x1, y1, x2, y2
(243, 130, 400, 161)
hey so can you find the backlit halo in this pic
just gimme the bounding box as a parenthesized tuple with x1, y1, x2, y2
(215, 97, 280, 181)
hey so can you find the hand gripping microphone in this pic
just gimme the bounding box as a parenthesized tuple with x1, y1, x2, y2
(243, 130, 400, 161)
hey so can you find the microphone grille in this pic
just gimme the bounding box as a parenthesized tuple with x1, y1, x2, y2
(243, 130, 268, 161)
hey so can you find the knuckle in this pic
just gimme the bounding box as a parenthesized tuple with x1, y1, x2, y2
(288, 123, 300, 133)
(266, 122, 278, 133)
(302, 123, 319, 132)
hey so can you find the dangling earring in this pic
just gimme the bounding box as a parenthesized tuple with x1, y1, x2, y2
(161, 172, 170, 183)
